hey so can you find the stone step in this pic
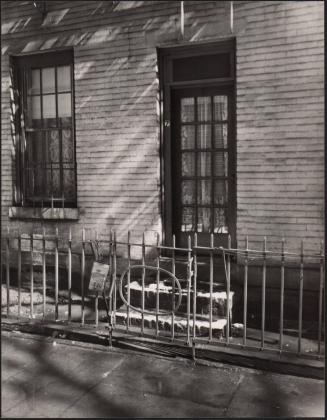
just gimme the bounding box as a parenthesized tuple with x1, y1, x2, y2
(123, 280, 233, 316)
(113, 309, 227, 338)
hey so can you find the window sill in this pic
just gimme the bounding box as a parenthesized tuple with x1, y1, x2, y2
(9, 207, 79, 220)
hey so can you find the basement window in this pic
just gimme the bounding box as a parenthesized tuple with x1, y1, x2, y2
(10, 50, 77, 213)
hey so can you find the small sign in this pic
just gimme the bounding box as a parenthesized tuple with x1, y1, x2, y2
(89, 262, 110, 294)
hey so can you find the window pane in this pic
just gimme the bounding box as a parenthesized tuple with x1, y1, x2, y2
(43, 94, 56, 119)
(32, 95, 41, 119)
(181, 125, 195, 149)
(58, 93, 71, 117)
(46, 130, 60, 163)
(31, 69, 40, 94)
(181, 207, 194, 232)
(197, 97, 211, 122)
(214, 208, 228, 233)
(213, 95, 228, 121)
(214, 180, 228, 205)
(197, 180, 211, 205)
(62, 129, 73, 162)
(198, 208, 211, 232)
(42, 67, 55, 94)
(198, 125, 211, 149)
(214, 124, 228, 149)
(182, 181, 195, 204)
(63, 166, 75, 200)
(57, 66, 71, 92)
(182, 152, 195, 176)
(181, 97, 194, 122)
(214, 152, 228, 177)
(197, 152, 211, 176)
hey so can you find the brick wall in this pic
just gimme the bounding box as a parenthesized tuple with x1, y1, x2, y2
(1, 1, 324, 256)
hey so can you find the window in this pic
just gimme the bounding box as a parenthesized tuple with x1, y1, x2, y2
(11, 50, 76, 208)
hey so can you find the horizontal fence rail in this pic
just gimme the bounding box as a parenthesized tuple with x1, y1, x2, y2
(1, 228, 325, 361)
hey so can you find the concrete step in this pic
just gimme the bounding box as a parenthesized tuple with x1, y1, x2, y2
(113, 309, 227, 338)
(125, 280, 233, 316)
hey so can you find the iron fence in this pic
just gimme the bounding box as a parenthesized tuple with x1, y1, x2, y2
(1, 227, 324, 360)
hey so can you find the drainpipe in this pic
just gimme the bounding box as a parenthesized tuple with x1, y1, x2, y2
(230, 1, 234, 34)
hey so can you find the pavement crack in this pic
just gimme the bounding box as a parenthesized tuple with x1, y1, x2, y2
(223, 373, 244, 414)
(57, 356, 126, 418)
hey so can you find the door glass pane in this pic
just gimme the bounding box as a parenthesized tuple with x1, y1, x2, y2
(197, 180, 211, 205)
(213, 95, 227, 121)
(42, 67, 55, 94)
(198, 208, 211, 232)
(214, 208, 228, 233)
(197, 152, 211, 176)
(46, 130, 60, 163)
(57, 66, 71, 92)
(181, 207, 195, 232)
(214, 124, 228, 149)
(182, 181, 195, 204)
(214, 180, 228, 205)
(43, 94, 56, 119)
(58, 93, 71, 117)
(32, 95, 41, 119)
(182, 152, 195, 176)
(214, 152, 228, 177)
(181, 97, 194, 122)
(198, 125, 211, 149)
(197, 97, 211, 121)
(181, 125, 195, 149)
(31, 69, 40, 94)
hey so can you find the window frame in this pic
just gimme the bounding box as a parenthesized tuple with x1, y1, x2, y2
(11, 49, 77, 209)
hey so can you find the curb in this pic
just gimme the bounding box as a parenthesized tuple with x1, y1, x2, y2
(1, 318, 324, 380)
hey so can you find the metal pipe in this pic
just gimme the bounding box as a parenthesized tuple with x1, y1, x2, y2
(55, 226, 59, 320)
(30, 232, 34, 318)
(94, 230, 99, 327)
(127, 231, 131, 331)
(141, 232, 145, 334)
(68, 228, 72, 322)
(81, 227, 85, 325)
(6, 228, 10, 317)
(187, 235, 191, 346)
(226, 234, 231, 344)
(298, 240, 304, 354)
(18, 230, 21, 318)
(209, 233, 214, 341)
(318, 240, 324, 354)
(113, 231, 117, 326)
(261, 237, 267, 350)
(279, 238, 285, 352)
(156, 233, 160, 337)
(171, 234, 176, 341)
(42, 227, 46, 318)
(243, 236, 248, 346)
(193, 233, 198, 340)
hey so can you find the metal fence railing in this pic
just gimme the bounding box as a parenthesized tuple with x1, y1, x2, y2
(1, 227, 325, 360)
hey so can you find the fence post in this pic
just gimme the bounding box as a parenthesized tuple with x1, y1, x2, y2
(113, 231, 117, 326)
(68, 227, 72, 322)
(81, 227, 85, 325)
(193, 233, 197, 341)
(243, 236, 248, 346)
(127, 231, 131, 331)
(18, 230, 21, 318)
(55, 226, 59, 321)
(318, 240, 324, 355)
(171, 234, 176, 341)
(226, 234, 231, 344)
(156, 232, 160, 337)
(94, 230, 99, 327)
(30, 231, 34, 318)
(279, 238, 285, 353)
(261, 236, 267, 350)
(298, 240, 304, 354)
(6, 227, 10, 317)
(209, 233, 214, 341)
(187, 235, 191, 346)
(141, 232, 145, 335)
(42, 227, 46, 318)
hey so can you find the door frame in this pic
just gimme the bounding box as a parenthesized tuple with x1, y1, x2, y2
(158, 38, 237, 248)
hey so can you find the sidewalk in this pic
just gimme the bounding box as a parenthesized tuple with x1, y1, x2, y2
(1, 329, 324, 418)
